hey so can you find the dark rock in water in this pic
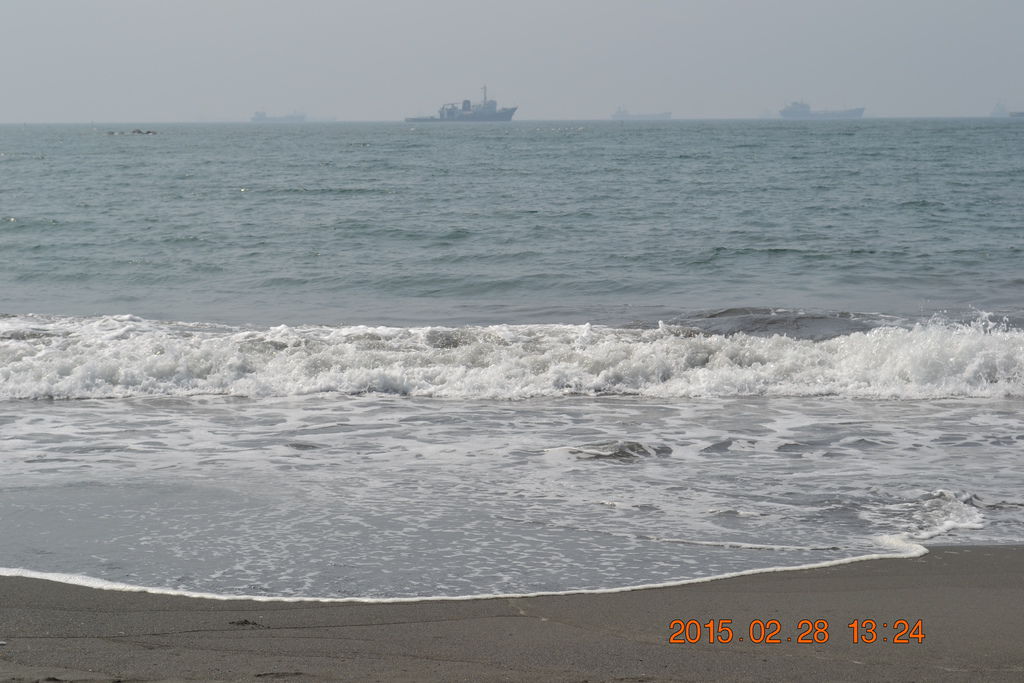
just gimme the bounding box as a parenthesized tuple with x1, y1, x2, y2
(570, 440, 672, 461)
(286, 441, 321, 451)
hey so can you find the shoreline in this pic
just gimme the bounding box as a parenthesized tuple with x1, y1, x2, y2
(1, 545, 1021, 681)
(0, 543, 929, 604)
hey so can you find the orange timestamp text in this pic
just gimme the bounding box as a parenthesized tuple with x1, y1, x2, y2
(668, 618, 925, 644)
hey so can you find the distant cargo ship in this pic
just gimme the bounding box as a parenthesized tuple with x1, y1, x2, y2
(405, 86, 517, 122)
(611, 107, 671, 121)
(779, 102, 865, 120)
(1010, 112, 1024, 118)
(251, 112, 306, 123)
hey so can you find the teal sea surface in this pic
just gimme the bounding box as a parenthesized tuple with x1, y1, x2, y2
(1, 119, 1023, 598)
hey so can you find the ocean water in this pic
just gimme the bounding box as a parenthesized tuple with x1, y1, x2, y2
(1, 119, 1023, 599)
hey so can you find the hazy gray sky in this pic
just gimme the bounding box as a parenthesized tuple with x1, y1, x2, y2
(2, 0, 1022, 122)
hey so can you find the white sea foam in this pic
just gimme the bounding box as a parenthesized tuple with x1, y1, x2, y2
(2, 389, 1020, 599)
(1, 314, 1022, 400)
(862, 490, 987, 541)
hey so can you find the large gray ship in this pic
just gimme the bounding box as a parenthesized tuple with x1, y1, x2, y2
(779, 101, 864, 120)
(405, 86, 517, 122)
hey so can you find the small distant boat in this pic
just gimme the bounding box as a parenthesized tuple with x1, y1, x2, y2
(405, 86, 517, 122)
(611, 107, 671, 121)
(779, 102, 864, 120)
(251, 112, 306, 123)
(1009, 112, 1024, 118)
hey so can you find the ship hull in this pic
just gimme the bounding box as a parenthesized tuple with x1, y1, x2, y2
(406, 107, 517, 123)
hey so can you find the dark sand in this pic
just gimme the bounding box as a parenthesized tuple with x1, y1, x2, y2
(0, 546, 1021, 682)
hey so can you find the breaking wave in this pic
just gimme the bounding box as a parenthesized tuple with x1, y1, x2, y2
(1, 314, 1022, 400)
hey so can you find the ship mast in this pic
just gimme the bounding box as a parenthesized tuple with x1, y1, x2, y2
(482, 85, 487, 105)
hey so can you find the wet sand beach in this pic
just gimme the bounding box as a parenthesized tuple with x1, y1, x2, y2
(0, 546, 1021, 682)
